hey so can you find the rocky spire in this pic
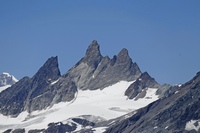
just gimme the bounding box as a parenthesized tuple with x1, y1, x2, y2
(33, 56, 61, 82)
(28, 56, 61, 105)
(83, 40, 103, 68)
(116, 48, 130, 63)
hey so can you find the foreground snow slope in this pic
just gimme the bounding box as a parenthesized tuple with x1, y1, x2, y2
(0, 81, 159, 132)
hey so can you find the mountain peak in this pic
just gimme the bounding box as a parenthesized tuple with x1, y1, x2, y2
(138, 71, 160, 87)
(83, 40, 103, 68)
(85, 40, 101, 57)
(33, 56, 61, 82)
(116, 48, 131, 63)
(118, 48, 129, 56)
(140, 72, 151, 79)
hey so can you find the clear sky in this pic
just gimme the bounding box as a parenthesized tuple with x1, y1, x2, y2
(0, 1, 200, 85)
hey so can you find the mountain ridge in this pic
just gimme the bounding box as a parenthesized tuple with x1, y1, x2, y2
(0, 40, 143, 117)
(0, 40, 199, 133)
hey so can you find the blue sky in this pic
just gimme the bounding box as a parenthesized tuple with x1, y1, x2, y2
(0, 1, 200, 85)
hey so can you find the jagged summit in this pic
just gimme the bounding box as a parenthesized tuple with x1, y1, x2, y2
(83, 40, 103, 68)
(0, 41, 142, 117)
(33, 56, 61, 82)
(116, 48, 132, 64)
(85, 40, 101, 57)
(65, 40, 141, 90)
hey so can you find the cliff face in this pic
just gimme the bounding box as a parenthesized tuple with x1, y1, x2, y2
(0, 56, 64, 116)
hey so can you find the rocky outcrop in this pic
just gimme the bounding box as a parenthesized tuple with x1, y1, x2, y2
(125, 72, 160, 99)
(44, 122, 77, 133)
(105, 72, 200, 133)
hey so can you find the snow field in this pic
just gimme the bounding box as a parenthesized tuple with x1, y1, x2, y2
(185, 120, 200, 131)
(0, 85, 11, 93)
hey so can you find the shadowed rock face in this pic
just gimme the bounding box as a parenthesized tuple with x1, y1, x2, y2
(125, 72, 160, 99)
(0, 76, 30, 116)
(105, 72, 200, 133)
(23, 56, 77, 113)
(0, 56, 74, 115)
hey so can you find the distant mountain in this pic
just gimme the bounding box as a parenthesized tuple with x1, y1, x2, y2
(0, 72, 18, 93)
(0, 40, 199, 133)
(0, 72, 18, 87)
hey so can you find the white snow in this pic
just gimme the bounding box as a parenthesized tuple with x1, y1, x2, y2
(2, 72, 11, 77)
(0, 85, 11, 93)
(174, 84, 182, 87)
(0, 80, 159, 132)
(1, 72, 18, 83)
(175, 91, 179, 94)
(93, 127, 107, 133)
(185, 120, 200, 131)
(50, 79, 59, 85)
(12, 75, 18, 82)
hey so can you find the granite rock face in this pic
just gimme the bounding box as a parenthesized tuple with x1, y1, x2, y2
(64, 40, 141, 90)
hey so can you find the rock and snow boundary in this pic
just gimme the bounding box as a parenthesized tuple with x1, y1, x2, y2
(0, 80, 159, 132)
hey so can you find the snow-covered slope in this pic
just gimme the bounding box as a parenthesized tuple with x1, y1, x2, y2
(2, 72, 18, 82)
(0, 80, 159, 132)
(0, 85, 11, 93)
